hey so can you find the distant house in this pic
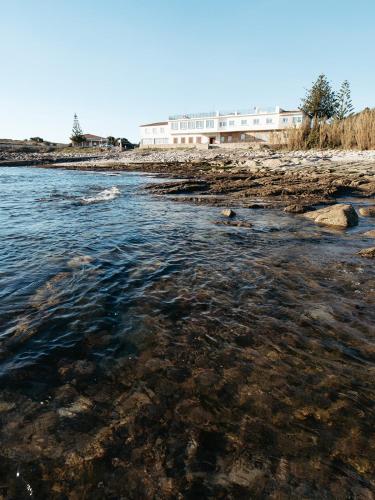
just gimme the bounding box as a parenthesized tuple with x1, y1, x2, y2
(79, 134, 108, 148)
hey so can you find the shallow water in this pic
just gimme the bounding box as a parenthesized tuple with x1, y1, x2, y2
(0, 167, 374, 498)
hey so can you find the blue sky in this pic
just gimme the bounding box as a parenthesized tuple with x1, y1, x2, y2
(1, 0, 374, 143)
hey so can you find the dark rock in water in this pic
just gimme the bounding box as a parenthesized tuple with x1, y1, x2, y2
(221, 209, 236, 217)
(359, 206, 375, 217)
(284, 204, 311, 214)
(304, 204, 358, 228)
(214, 220, 253, 228)
(358, 247, 375, 258)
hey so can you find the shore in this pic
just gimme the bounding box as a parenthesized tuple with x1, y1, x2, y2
(6, 146, 375, 212)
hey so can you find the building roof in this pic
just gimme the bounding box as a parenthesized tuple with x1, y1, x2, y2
(279, 110, 302, 115)
(82, 134, 107, 140)
(140, 121, 168, 127)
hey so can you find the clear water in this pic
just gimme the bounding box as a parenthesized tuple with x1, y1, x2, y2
(0, 166, 374, 498)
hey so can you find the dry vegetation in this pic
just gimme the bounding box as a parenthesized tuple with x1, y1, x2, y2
(286, 108, 375, 150)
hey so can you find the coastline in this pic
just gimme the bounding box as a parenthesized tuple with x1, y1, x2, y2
(15, 147, 375, 212)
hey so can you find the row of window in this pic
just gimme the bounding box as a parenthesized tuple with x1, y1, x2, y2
(145, 127, 165, 135)
(142, 138, 169, 145)
(171, 116, 302, 130)
(173, 136, 202, 144)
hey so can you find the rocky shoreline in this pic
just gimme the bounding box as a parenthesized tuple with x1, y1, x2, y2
(22, 147, 375, 248)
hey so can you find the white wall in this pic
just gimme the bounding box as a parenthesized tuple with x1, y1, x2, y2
(139, 108, 305, 146)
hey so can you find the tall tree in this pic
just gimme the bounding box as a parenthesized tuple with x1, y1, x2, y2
(335, 80, 354, 120)
(107, 136, 117, 146)
(300, 74, 337, 124)
(70, 114, 84, 144)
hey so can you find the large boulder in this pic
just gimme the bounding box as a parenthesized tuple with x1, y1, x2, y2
(304, 204, 358, 228)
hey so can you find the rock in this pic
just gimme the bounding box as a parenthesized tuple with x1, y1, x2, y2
(363, 230, 375, 237)
(357, 247, 375, 258)
(221, 209, 236, 217)
(57, 396, 93, 418)
(0, 401, 16, 413)
(67, 255, 94, 267)
(214, 220, 252, 228)
(304, 204, 358, 228)
(284, 204, 310, 214)
(359, 206, 375, 217)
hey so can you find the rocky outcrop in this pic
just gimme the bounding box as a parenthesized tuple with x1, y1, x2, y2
(358, 247, 375, 258)
(304, 204, 358, 228)
(363, 230, 375, 237)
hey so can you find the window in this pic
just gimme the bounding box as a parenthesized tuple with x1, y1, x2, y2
(229, 120, 235, 126)
(180, 122, 188, 130)
(152, 127, 157, 134)
(206, 120, 214, 128)
(188, 121, 195, 129)
(219, 121, 227, 127)
(220, 136, 225, 143)
(189, 137, 193, 143)
(240, 134, 246, 141)
(196, 137, 201, 144)
(195, 120, 204, 129)
(253, 119, 260, 125)
(171, 122, 178, 130)
(145, 128, 150, 135)
(173, 138, 178, 144)
(293, 116, 302, 123)
(241, 119, 247, 125)
(282, 117, 288, 123)
(181, 137, 185, 144)
(160, 127, 164, 133)
(143, 138, 154, 145)
(266, 118, 273, 124)
(155, 138, 168, 144)
(228, 136, 232, 142)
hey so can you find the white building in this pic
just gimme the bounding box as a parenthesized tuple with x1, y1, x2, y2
(140, 106, 304, 147)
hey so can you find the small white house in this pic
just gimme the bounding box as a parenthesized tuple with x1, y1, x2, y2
(140, 106, 305, 147)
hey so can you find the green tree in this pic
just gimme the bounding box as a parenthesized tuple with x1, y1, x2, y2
(335, 80, 354, 120)
(107, 136, 117, 146)
(300, 74, 337, 124)
(70, 114, 85, 144)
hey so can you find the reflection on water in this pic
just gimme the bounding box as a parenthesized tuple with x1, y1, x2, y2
(0, 167, 374, 498)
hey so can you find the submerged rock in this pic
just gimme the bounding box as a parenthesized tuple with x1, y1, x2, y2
(221, 209, 236, 217)
(57, 396, 93, 418)
(357, 247, 375, 258)
(304, 204, 358, 228)
(214, 220, 253, 228)
(67, 255, 94, 267)
(359, 206, 375, 217)
(363, 230, 375, 237)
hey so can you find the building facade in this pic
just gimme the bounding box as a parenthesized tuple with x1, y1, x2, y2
(78, 134, 108, 148)
(140, 107, 304, 147)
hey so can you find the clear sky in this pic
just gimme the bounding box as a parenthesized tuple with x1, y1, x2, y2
(1, 0, 374, 143)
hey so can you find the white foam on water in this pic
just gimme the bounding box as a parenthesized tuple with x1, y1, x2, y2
(81, 186, 120, 204)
